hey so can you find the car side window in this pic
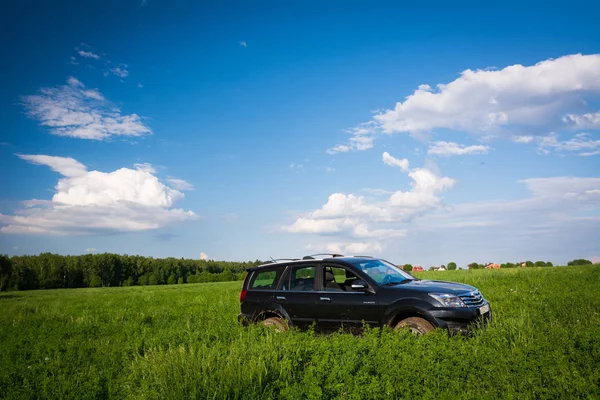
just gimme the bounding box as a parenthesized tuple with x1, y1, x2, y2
(322, 265, 359, 292)
(285, 265, 316, 291)
(249, 268, 284, 290)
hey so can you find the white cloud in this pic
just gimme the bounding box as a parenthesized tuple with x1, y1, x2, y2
(289, 163, 304, 170)
(17, 154, 87, 177)
(537, 133, 600, 156)
(326, 166, 335, 173)
(78, 50, 100, 60)
(327, 122, 378, 154)
(85, 248, 98, 253)
(110, 65, 129, 78)
(375, 53, 600, 135)
(200, 252, 209, 260)
(240, 41, 247, 48)
(134, 163, 156, 174)
(0, 155, 197, 235)
(563, 111, 600, 130)
(512, 135, 535, 144)
(283, 152, 455, 250)
(330, 54, 600, 152)
(166, 177, 194, 191)
(22, 77, 151, 140)
(427, 141, 490, 156)
(382, 152, 410, 171)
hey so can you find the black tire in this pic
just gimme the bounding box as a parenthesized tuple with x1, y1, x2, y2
(261, 317, 289, 332)
(394, 317, 435, 335)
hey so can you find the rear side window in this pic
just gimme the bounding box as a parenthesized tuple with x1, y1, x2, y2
(249, 269, 283, 290)
(279, 265, 317, 291)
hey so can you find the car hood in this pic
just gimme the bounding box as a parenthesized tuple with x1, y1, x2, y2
(386, 279, 477, 295)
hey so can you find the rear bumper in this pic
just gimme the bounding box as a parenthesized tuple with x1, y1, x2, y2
(238, 313, 251, 326)
(429, 303, 493, 335)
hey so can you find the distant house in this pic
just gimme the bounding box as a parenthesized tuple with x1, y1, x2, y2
(432, 266, 446, 271)
(412, 265, 424, 272)
(485, 263, 501, 269)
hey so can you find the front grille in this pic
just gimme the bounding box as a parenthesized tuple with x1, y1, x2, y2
(459, 290, 485, 307)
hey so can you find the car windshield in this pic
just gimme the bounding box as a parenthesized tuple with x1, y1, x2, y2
(351, 259, 415, 285)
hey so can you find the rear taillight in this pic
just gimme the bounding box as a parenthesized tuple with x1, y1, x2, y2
(240, 289, 247, 303)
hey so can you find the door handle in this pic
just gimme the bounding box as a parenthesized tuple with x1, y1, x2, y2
(275, 296, 286, 300)
(320, 297, 331, 301)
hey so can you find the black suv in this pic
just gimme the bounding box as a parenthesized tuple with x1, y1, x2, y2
(238, 254, 492, 335)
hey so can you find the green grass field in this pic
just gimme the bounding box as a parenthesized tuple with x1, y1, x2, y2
(1, 266, 599, 399)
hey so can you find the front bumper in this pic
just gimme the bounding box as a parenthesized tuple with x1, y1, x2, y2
(429, 303, 493, 335)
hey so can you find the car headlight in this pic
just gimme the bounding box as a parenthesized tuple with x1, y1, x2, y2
(429, 293, 467, 308)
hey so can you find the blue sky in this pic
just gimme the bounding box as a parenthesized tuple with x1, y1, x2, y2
(1, 0, 599, 266)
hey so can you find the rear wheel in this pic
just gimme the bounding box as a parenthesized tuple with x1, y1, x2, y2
(261, 317, 289, 332)
(394, 317, 435, 335)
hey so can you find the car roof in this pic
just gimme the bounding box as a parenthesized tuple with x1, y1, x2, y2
(246, 256, 378, 272)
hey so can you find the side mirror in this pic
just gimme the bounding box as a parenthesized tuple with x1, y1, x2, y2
(351, 280, 369, 291)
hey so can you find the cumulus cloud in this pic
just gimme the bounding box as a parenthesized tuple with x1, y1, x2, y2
(512, 135, 535, 144)
(330, 54, 600, 152)
(134, 163, 157, 174)
(166, 177, 195, 191)
(85, 248, 98, 253)
(22, 77, 151, 140)
(382, 152, 410, 171)
(375, 53, 600, 135)
(110, 65, 129, 78)
(0, 155, 197, 235)
(537, 133, 600, 156)
(427, 141, 490, 156)
(240, 41, 247, 48)
(283, 152, 455, 251)
(200, 252, 209, 261)
(327, 122, 378, 154)
(78, 50, 100, 60)
(563, 111, 600, 130)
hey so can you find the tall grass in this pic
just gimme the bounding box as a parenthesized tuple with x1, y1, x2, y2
(1, 266, 599, 399)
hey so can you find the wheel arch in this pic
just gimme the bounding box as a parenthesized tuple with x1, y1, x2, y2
(253, 305, 292, 325)
(383, 300, 442, 329)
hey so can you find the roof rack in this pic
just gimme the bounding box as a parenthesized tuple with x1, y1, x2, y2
(263, 258, 301, 264)
(353, 255, 373, 258)
(302, 253, 345, 260)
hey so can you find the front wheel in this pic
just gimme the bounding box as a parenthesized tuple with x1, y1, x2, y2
(394, 317, 435, 335)
(261, 317, 289, 332)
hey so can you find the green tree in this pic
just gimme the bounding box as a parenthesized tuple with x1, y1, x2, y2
(525, 261, 534, 267)
(177, 277, 184, 285)
(402, 264, 413, 272)
(167, 274, 176, 285)
(148, 274, 158, 286)
(89, 276, 102, 288)
(447, 262, 457, 270)
(0, 255, 12, 291)
(567, 259, 592, 266)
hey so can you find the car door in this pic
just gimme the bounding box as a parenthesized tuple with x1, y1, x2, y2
(273, 263, 319, 328)
(315, 263, 379, 329)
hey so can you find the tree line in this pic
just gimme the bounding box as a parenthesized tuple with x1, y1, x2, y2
(402, 259, 595, 271)
(0, 253, 263, 291)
